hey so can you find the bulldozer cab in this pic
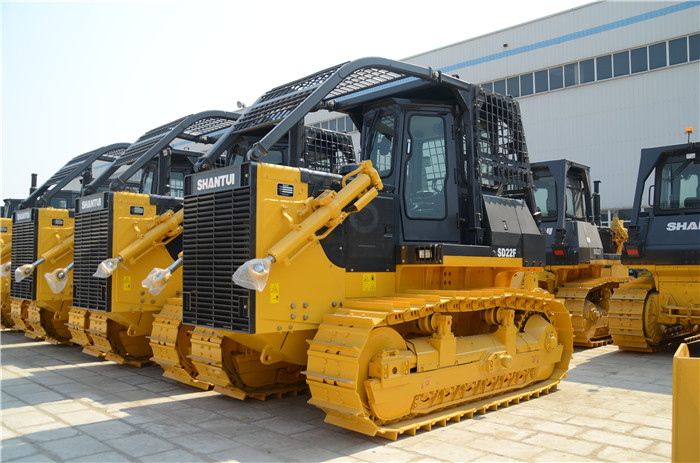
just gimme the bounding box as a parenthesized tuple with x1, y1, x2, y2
(362, 103, 458, 243)
(532, 160, 608, 264)
(624, 142, 700, 264)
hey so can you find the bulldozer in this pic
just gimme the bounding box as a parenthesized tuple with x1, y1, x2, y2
(7, 144, 130, 341)
(2, 177, 40, 328)
(65, 111, 241, 367)
(610, 141, 700, 351)
(1, 198, 23, 328)
(154, 57, 572, 439)
(531, 160, 630, 346)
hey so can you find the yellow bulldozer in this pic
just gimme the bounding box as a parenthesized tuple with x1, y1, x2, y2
(7, 144, 130, 342)
(142, 58, 573, 439)
(610, 141, 700, 351)
(531, 160, 630, 346)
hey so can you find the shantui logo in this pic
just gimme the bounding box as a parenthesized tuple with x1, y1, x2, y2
(666, 221, 700, 231)
(80, 197, 103, 211)
(196, 173, 236, 191)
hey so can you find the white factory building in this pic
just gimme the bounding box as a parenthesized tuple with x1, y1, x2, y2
(311, 0, 700, 221)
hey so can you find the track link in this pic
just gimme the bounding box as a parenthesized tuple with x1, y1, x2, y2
(149, 299, 212, 390)
(188, 327, 307, 400)
(609, 279, 655, 351)
(556, 276, 627, 347)
(305, 288, 573, 439)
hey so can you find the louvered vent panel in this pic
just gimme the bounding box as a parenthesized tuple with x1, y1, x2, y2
(72, 208, 111, 311)
(10, 221, 37, 300)
(182, 188, 252, 332)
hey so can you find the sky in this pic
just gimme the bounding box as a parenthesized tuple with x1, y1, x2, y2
(1, 0, 593, 199)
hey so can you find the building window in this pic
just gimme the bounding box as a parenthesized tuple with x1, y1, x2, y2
(345, 116, 355, 132)
(520, 73, 533, 96)
(596, 55, 612, 80)
(564, 63, 578, 87)
(631, 46, 648, 73)
(689, 33, 699, 61)
(493, 79, 506, 95)
(669, 37, 688, 65)
(649, 42, 667, 70)
(482, 82, 493, 92)
(549, 66, 563, 90)
(613, 51, 630, 76)
(535, 70, 548, 93)
(478, 33, 696, 100)
(507, 76, 520, 97)
(580, 59, 595, 83)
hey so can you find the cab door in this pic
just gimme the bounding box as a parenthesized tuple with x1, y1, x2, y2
(400, 110, 459, 242)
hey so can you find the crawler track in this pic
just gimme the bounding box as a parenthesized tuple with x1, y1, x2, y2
(556, 276, 627, 347)
(305, 288, 573, 439)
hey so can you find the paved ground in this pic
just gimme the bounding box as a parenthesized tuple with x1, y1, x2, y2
(1, 329, 674, 462)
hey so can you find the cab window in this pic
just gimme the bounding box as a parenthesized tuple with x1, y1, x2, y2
(365, 111, 396, 178)
(404, 115, 447, 219)
(169, 171, 185, 198)
(533, 175, 557, 218)
(659, 156, 700, 209)
(142, 167, 156, 195)
(565, 176, 586, 219)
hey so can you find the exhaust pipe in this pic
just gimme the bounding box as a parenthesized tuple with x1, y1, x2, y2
(593, 180, 602, 226)
(30, 173, 38, 194)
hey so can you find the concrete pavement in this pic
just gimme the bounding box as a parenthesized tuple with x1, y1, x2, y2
(1, 330, 674, 462)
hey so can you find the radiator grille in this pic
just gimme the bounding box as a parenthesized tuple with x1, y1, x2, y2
(10, 220, 37, 300)
(72, 208, 112, 311)
(182, 187, 253, 331)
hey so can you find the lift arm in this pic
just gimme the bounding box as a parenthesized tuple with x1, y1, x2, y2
(94, 208, 183, 278)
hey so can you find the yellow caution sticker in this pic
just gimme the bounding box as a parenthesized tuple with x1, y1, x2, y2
(123, 276, 131, 291)
(270, 283, 280, 303)
(362, 273, 377, 292)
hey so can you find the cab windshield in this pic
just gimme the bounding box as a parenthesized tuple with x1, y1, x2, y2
(658, 156, 700, 210)
(533, 175, 557, 219)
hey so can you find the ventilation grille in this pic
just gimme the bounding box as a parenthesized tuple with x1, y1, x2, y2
(72, 208, 111, 311)
(182, 188, 253, 332)
(10, 221, 37, 300)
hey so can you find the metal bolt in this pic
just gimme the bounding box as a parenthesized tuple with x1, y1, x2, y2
(290, 313, 296, 320)
(288, 324, 293, 330)
(277, 325, 282, 330)
(303, 314, 309, 320)
(291, 302, 297, 309)
(303, 302, 309, 308)
(332, 301, 338, 307)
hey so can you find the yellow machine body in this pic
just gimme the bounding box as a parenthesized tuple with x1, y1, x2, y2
(1, 217, 13, 328)
(672, 342, 700, 463)
(68, 192, 182, 365)
(9, 207, 74, 342)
